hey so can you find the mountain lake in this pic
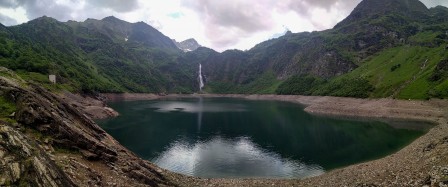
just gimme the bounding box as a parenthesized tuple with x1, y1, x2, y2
(96, 97, 431, 179)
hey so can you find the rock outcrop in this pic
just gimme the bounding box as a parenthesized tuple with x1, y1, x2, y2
(0, 122, 75, 186)
(173, 38, 202, 52)
(0, 73, 175, 186)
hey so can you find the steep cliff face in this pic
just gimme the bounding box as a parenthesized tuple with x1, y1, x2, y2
(0, 70, 176, 186)
(174, 38, 202, 52)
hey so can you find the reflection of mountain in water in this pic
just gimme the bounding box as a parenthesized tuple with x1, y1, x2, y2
(149, 100, 246, 113)
(153, 136, 324, 178)
(97, 97, 424, 178)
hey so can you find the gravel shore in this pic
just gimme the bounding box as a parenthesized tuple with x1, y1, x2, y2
(100, 93, 448, 186)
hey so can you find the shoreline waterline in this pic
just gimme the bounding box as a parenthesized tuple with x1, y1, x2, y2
(101, 93, 445, 124)
(97, 97, 426, 179)
(97, 93, 448, 186)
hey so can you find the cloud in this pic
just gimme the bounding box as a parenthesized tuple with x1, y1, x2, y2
(17, 0, 74, 21)
(420, 0, 448, 8)
(278, 0, 360, 19)
(88, 0, 139, 13)
(0, 0, 18, 8)
(180, 0, 363, 50)
(182, 0, 276, 48)
(0, 13, 17, 25)
(0, 0, 139, 22)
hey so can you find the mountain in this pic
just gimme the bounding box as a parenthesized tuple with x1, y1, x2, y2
(67, 16, 178, 50)
(0, 0, 447, 99)
(192, 0, 448, 98)
(336, 0, 428, 28)
(174, 38, 202, 52)
(0, 16, 197, 93)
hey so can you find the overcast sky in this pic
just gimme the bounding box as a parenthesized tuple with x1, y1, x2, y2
(0, 0, 447, 51)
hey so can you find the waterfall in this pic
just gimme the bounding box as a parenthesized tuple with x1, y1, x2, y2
(199, 64, 204, 92)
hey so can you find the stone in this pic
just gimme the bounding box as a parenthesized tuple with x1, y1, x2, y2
(10, 162, 21, 182)
(80, 150, 100, 161)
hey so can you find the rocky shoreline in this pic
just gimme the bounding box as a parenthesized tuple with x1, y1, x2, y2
(60, 92, 119, 120)
(1, 73, 447, 186)
(103, 93, 446, 122)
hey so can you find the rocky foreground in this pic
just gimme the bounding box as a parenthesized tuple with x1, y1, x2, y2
(1, 72, 448, 186)
(0, 70, 179, 186)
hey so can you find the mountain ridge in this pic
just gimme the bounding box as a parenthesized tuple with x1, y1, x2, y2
(336, 0, 428, 28)
(0, 0, 447, 99)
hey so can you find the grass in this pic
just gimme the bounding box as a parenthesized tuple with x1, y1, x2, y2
(0, 95, 16, 120)
(15, 70, 80, 93)
(408, 31, 441, 43)
(206, 71, 281, 94)
(432, 79, 448, 98)
(333, 45, 448, 99)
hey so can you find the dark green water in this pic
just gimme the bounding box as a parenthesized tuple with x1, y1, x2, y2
(96, 97, 426, 179)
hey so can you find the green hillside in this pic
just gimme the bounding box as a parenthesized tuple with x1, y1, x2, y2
(310, 46, 448, 99)
(0, 16, 198, 94)
(0, 0, 447, 99)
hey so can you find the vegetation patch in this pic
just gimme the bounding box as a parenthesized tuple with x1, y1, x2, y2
(276, 75, 325, 95)
(207, 72, 281, 94)
(0, 94, 16, 120)
(390, 64, 401, 72)
(312, 77, 374, 98)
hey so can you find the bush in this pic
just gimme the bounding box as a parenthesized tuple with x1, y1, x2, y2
(313, 77, 374, 98)
(0, 95, 16, 118)
(276, 75, 325, 95)
(390, 64, 401, 72)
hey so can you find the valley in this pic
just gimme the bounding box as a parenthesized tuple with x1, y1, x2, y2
(0, 0, 448, 186)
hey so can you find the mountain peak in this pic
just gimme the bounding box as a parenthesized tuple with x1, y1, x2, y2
(357, 0, 427, 13)
(102, 16, 118, 21)
(174, 38, 202, 52)
(31, 16, 59, 23)
(335, 0, 428, 28)
(101, 16, 129, 24)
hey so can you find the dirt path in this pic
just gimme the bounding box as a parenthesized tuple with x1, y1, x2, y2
(101, 93, 448, 186)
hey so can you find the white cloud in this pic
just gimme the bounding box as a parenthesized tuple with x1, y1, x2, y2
(420, 0, 448, 8)
(0, 7, 27, 24)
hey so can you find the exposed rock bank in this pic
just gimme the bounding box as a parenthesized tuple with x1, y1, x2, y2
(0, 76, 178, 186)
(60, 92, 118, 120)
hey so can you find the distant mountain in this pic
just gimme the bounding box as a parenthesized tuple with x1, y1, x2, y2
(0, 16, 195, 93)
(67, 16, 178, 50)
(174, 38, 202, 52)
(188, 0, 448, 98)
(336, 0, 428, 28)
(0, 0, 447, 99)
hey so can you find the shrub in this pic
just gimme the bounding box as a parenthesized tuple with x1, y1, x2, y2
(276, 75, 325, 95)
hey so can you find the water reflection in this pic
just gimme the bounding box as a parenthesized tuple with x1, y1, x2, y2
(197, 97, 203, 132)
(149, 100, 246, 113)
(97, 98, 425, 179)
(153, 136, 324, 178)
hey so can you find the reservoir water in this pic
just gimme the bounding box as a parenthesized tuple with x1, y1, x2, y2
(97, 97, 426, 179)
